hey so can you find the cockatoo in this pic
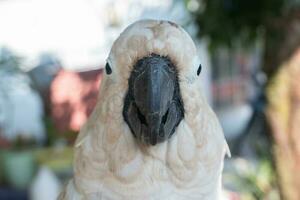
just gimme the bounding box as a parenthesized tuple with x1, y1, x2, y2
(59, 19, 230, 200)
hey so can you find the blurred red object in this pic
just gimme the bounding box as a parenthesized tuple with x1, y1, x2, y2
(50, 69, 103, 132)
(223, 191, 240, 200)
(0, 135, 11, 148)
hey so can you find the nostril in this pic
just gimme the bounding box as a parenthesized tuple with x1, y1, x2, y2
(162, 109, 169, 125)
(136, 106, 148, 126)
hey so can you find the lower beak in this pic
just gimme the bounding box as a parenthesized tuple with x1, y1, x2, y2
(123, 55, 184, 145)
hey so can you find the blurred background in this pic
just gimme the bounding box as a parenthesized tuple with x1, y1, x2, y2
(0, 0, 299, 199)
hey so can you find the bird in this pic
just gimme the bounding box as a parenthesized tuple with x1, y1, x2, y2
(59, 19, 230, 200)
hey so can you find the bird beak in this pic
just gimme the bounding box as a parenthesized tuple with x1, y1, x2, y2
(123, 54, 184, 145)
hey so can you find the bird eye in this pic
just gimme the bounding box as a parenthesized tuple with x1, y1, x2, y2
(105, 63, 112, 75)
(197, 64, 202, 76)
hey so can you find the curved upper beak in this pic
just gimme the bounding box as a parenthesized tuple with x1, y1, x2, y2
(123, 55, 184, 145)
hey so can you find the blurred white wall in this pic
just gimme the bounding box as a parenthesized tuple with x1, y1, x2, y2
(0, 0, 106, 70)
(0, 0, 188, 70)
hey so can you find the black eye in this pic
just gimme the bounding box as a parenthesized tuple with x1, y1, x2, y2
(197, 64, 202, 76)
(105, 63, 112, 75)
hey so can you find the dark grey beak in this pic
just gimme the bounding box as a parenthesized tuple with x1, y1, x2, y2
(123, 54, 184, 145)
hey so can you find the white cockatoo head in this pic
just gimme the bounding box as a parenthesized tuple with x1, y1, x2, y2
(104, 19, 202, 145)
(69, 19, 229, 200)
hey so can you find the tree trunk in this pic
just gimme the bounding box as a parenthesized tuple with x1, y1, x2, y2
(265, 10, 300, 199)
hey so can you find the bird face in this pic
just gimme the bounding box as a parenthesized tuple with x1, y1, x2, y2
(106, 20, 201, 146)
(123, 54, 184, 145)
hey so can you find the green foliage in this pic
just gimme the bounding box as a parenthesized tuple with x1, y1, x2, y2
(44, 117, 78, 146)
(225, 157, 279, 200)
(188, 0, 285, 49)
(11, 135, 37, 151)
